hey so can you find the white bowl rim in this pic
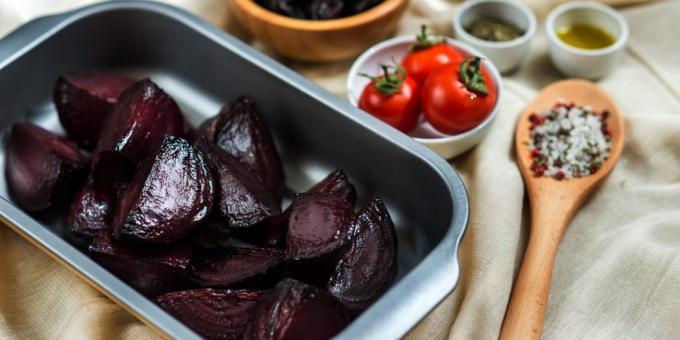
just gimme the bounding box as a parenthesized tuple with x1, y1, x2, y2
(546, 1, 629, 56)
(453, 0, 538, 49)
(347, 34, 504, 145)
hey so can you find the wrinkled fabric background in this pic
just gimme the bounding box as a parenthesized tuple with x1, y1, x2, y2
(0, 0, 678, 339)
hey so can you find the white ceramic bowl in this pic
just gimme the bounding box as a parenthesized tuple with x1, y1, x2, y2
(453, 0, 536, 74)
(546, 1, 629, 79)
(347, 35, 503, 159)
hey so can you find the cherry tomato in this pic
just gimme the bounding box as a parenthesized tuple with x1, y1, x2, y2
(422, 57, 497, 134)
(358, 64, 420, 133)
(401, 25, 464, 84)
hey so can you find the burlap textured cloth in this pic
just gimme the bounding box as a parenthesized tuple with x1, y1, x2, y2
(0, 0, 678, 339)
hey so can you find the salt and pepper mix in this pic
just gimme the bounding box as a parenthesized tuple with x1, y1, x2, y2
(527, 102, 611, 180)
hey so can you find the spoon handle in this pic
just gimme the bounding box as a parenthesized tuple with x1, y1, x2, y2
(499, 203, 573, 340)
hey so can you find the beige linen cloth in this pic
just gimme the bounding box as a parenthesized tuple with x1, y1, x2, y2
(1, 0, 679, 339)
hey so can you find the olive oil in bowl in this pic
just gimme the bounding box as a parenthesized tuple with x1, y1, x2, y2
(557, 24, 615, 50)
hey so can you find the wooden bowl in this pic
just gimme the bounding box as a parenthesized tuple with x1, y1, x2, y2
(231, 0, 409, 62)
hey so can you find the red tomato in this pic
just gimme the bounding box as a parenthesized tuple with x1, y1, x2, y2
(422, 57, 497, 134)
(401, 25, 464, 84)
(358, 65, 420, 133)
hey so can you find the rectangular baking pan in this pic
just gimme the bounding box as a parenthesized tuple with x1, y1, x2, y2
(0, 1, 469, 338)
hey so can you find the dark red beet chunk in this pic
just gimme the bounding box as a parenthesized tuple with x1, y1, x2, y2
(308, 169, 357, 206)
(93, 78, 184, 167)
(243, 278, 349, 340)
(192, 247, 284, 287)
(113, 135, 213, 244)
(154, 289, 263, 340)
(68, 178, 114, 237)
(327, 197, 397, 314)
(5, 122, 87, 211)
(89, 231, 192, 297)
(191, 222, 232, 249)
(54, 73, 133, 149)
(205, 97, 284, 202)
(286, 193, 355, 261)
(197, 139, 280, 228)
(262, 169, 357, 247)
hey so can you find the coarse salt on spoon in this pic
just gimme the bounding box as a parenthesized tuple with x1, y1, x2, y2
(500, 79, 625, 340)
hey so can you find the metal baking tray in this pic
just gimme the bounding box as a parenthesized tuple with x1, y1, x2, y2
(0, 1, 469, 338)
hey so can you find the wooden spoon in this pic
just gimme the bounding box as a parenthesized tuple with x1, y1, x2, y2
(499, 79, 625, 340)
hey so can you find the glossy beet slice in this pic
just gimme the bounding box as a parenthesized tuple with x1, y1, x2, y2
(113, 135, 213, 244)
(262, 169, 357, 247)
(5, 122, 87, 211)
(212, 96, 284, 201)
(327, 197, 397, 314)
(243, 278, 349, 340)
(308, 169, 357, 206)
(154, 289, 263, 340)
(68, 178, 114, 237)
(286, 193, 355, 261)
(197, 139, 280, 228)
(89, 231, 192, 296)
(54, 73, 133, 149)
(93, 78, 185, 167)
(192, 222, 232, 249)
(192, 247, 284, 287)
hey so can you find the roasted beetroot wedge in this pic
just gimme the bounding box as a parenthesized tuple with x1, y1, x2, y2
(243, 279, 349, 340)
(5, 122, 87, 211)
(113, 135, 213, 244)
(262, 169, 357, 246)
(197, 139, 280, 228)
(154, 289, 263, 340)
(327, 197, 397, 314)
(192, 247, 284, 287)
(54, 73, 134, 149)
(308, 169, 357, 206)
(68, 178, 114, 237)
(93, 78, 184, 167)
(286, 193, 355, 262)
(89, 231, 192, 296)
(192, 222, 232, 249)
(208, 97, 284, 201)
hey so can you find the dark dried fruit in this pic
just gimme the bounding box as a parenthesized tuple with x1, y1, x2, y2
(244, 279, 349, 340)
(286, 193, 355, 261)
(68, 178, 114, 237)
(93, 78, 184, 168)
(89, 231, 192, 296)
(154, 289, 263, 340)
(257, 0, 307, 19)
(261, 169, 357, 247)
(211, 97, 284, 202)
(192, 247, 284, 287)
(310, 0, 345, 20)
(327, 196, 397, 314)
(54, 73, 134, 149)
(256, 0, 383, 20)
(197, 139, 280, 228)
(349, 0, 383, 13)
(5, 122, 87, 211)
(113, 135, 213, 244)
